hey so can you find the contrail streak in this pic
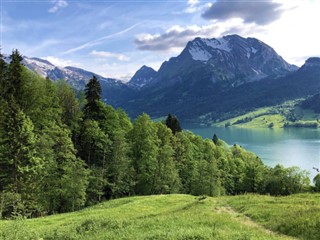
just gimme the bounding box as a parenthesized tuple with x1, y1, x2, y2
(62, 21, 145, 55)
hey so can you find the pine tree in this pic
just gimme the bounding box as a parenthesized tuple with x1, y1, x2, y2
(83, 76, 102, 120)
(165, 114, 182, 134)
(212, 133, 219, 145)
(7, 50, 24, 104)
(39, 124, 89, 213)
(0, 52, 7, 94)
(0, 102, 43, 216)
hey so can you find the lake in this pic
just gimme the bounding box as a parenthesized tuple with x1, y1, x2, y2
(186, 126, 320, 181)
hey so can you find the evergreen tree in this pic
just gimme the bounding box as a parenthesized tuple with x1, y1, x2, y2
(0, 102, 43, 216)
(0, 52, 7, 94)
(165, 114, 182, 134)
(212, 133, 219, 145)
(83, 76, 102, 120)
(39, 124, 89, 213)
(7, 50, 24, 104)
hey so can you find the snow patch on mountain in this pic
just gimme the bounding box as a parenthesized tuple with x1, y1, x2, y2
(189, 37, 232, 61)
(23, 57, 55, 78)
(203, 38, 231, 52)
(189, 46, 212, 61)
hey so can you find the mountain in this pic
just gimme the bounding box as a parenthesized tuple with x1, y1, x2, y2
(128, 65, 157, 89)
(18, 56, 134, 106)
(120, 35, 305, 121)
(146, 34, 297, 89)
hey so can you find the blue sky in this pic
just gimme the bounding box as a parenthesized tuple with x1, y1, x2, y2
(1, 0, 320, 81)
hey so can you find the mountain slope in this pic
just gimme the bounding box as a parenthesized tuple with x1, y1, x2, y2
(19, 56, 135, 106)
(2, 194, 314, 240)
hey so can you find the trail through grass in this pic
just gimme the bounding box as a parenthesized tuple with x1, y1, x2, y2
(1, 194, 318, 240)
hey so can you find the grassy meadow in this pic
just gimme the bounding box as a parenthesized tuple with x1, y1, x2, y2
(1, 194, 319, 240)
(214, 101, 320, 128)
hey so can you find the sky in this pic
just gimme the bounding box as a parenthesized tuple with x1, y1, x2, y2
(1, 0, 320, 81)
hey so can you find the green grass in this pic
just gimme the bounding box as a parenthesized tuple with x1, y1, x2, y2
(214, 100, 320, 128)
(3, 194, 319, 240)
(226, 194, 320, 240)
(215, 107, 285, 128)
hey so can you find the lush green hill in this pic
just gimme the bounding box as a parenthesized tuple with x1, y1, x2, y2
(1, 194, 319, 240)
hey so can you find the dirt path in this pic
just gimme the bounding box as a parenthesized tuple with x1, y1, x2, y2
(215, 206, 297, 240)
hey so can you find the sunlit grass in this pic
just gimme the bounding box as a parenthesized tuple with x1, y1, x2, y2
(0, 194, 310, 240)
(227, 193, 320, 240)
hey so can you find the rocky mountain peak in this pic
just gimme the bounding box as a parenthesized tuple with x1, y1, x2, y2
(155, 34, 298, 87)
(128, 65, 157, 89)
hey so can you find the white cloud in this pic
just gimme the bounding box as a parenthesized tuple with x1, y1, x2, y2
(177, 0, 211, 14)
(43, 56, 80, 67)
(247, 1, 320, 66)
(49, 0, 68, 13)
(90, 50, 130, 61)
(135, 20, 262, 52)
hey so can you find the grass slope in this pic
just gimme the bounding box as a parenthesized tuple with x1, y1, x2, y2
(1, 194, 319, 240)
(214, 100, 320, 128)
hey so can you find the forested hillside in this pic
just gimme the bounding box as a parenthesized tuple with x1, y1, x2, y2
(0, 51, 315, 219)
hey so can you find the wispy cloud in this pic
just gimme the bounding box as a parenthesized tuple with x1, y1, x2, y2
(62, 21, 145, 55)
(90, 50, 130, 61)
(49, 0, 68, 13)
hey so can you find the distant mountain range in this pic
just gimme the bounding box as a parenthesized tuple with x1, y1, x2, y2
(9, 34, 320, 123)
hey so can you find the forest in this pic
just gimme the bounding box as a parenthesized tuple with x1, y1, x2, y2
(0, 50, 317, 219)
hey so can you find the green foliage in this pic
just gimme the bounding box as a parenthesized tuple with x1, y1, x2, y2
(313, 174, 320, 192)
(129, 114, 159, 195)
(264, 165, 310, 195)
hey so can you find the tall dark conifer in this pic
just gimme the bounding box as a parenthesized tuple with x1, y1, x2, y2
(165, 114, 182, 134)
(83, 76, 102, 120)
(212, 133, 219, 145)
(0, 53, 7, 92)
(7, 50, 23, 104)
